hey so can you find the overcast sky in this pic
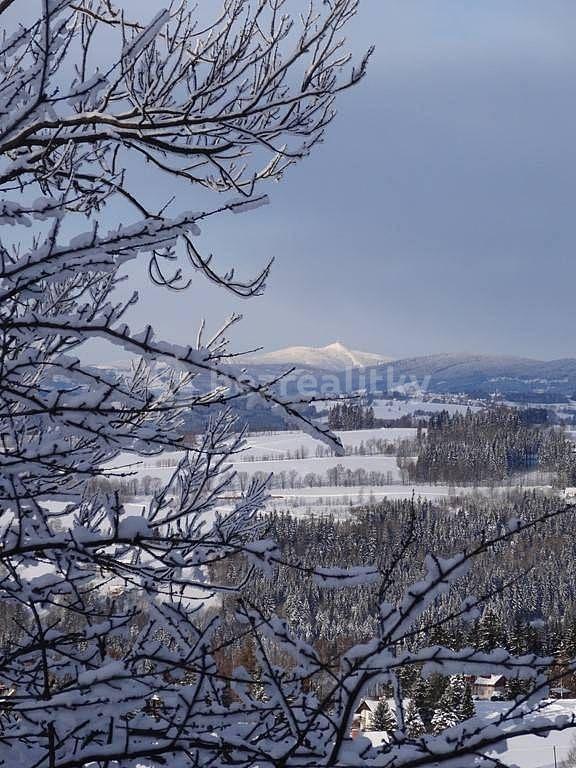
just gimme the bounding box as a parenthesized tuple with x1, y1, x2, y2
(125, 1, 576, 361)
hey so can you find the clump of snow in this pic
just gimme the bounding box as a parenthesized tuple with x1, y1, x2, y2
(117, 516, 151, 539)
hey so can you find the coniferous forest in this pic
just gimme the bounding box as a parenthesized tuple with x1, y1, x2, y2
(210, 488, 576, 725)
(409, 407, 575, 484)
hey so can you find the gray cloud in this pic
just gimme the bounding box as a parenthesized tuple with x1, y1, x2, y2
(122, 1, 576, 361)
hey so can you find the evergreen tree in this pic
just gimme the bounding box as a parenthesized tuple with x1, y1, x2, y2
(365, 406, 375, 429)
(478, 608, 506, 651)
(449, 675, 468, 720)
(250, 668, 267, 702)
(411, 676, 432, 725)
(430, 676, 473, 734)
(410, 676, 425, 706)
(398, 662, 420, 694)
(431, 689, 459, 735)
(504, 678, 532, 700)
(427, 674, 448, 714)
(370, 699, 397, 733)
(461, 683, 476, 721)
(405, 700, 426, 738)
(507, 616, 529, 655)
(411, 674, 445, 727)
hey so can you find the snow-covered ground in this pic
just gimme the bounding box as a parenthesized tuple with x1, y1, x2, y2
(364, 700, 576, 768)
(237, 428, 417, 461)
(262, 485, 484, 517)
(372, 398, 483, 419)
(104, 422, 558, 518)
(268, 484, 487, 502)
(490, 728, 575, 767)
(104, 427, 420, 516)
(105, 450, 405, 483)
(235, 454, 404, 477)
(478, 699, 576, 767)
(262, 485, 551, 517)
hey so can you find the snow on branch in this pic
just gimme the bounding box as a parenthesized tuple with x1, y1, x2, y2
(0, 2, 567, 767)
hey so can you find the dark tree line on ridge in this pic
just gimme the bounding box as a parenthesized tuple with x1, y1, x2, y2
(409, 407, 576, 485)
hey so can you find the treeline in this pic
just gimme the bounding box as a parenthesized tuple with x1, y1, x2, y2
(327, 402, 418, 430)
(239, 437, 406, 463)
(410, 407, 573, 484)
(328, 402, 375, 430)
(88, 475, 163, 499)
(236, 466, 400, 491)
(364, 674, 476, 738)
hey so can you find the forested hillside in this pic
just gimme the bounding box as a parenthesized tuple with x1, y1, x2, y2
(215, 491, 576, 674)
(410, 408, 575, 484)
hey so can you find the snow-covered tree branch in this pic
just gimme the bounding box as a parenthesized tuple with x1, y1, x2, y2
(0, 2, 572, 767)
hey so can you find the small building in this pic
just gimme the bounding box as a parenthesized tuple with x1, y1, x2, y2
(353, 698, 380, 731)
(564, 488, 576, 504)
(471, 674, 506, 700)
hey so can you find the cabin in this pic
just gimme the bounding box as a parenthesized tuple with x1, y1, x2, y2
(471, 674, 506, 700)
(353, 698, 380, 731)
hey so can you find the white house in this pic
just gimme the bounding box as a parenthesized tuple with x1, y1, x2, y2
(353, 697, 410, 732)
(353, 698, 380, 731)
(471, 674, 506, 700)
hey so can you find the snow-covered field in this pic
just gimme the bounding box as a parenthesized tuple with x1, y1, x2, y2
(479, 699, 576, 767)
(106, 427, 416, 494)
(269, 484, 485, 500)
(263, 485, 555, 518)
(235, 455, 403, 478)
(371, 398, 483, 419)
(236, 427, 417, 460)
(106, 451, 405, 484)
(262, 485, 487, 517)
(105, 422, 558, 517)
(365, 700, 576, 768)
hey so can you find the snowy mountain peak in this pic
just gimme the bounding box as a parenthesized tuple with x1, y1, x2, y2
(324, 341, 348, 353)
(246, 342, 392, 371)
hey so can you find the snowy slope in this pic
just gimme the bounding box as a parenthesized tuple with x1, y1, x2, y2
(384, 353, 576, 396)
(364, 700, 576, 768)
(246, 342, 392, 371)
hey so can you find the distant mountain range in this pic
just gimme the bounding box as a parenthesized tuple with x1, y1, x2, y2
(386, 353, 576, 398)
(242, 346, 576, 399)
(92, 344, 576, 400)
(244, 342, 392, 372)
